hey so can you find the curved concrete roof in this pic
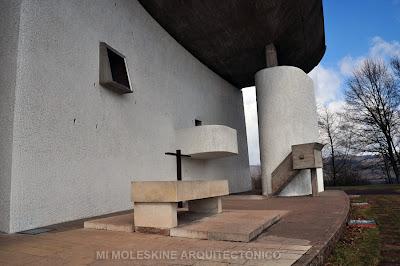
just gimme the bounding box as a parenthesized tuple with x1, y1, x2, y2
(138, 0, 326, 88)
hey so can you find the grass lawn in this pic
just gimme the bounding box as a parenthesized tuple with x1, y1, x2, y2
(327, 184, 400, 192)
(325, 185, 400, 266)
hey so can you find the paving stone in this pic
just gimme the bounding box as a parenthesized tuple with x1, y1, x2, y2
(0, 250, 43, 265)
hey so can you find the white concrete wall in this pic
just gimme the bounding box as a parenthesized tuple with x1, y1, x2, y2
(0, 0, 22, 233)
(4, 0, 250, 233)
(255, 66, 322, 196)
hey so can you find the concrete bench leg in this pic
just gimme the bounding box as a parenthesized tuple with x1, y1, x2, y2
(134, 202, 177, 229)
(311, 168, 319, 197)
(188, 197, 222, 214)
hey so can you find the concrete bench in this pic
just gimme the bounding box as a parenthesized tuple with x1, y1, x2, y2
(131, 180, 229, 229)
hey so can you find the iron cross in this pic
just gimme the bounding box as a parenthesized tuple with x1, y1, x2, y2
(165, 150, 191, 181)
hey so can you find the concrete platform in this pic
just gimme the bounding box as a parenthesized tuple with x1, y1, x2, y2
(1, 191, 349, 266)
(223, 190, 350, 265)
(84, 209, 286, 242)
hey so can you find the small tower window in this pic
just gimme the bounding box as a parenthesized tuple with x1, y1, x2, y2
(195, 119, 202, 126)
(99, 42, 132, 94)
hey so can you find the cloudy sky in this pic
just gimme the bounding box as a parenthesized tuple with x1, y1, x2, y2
(243, 0, 400, 165)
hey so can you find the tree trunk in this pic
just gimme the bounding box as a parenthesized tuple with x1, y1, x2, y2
(327, 125, 337, 186)
(383, 155, 393, 184)
(386, 135, 400, 183)
(330, 142, 337, 186)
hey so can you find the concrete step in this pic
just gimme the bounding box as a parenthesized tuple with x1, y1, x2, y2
(84, 213, 134, 232)
(170, 210, 287, 242)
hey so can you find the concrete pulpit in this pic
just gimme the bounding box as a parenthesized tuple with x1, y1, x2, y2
(176, 125, 238, 159)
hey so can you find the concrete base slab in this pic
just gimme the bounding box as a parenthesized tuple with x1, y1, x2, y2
(83, 213, 134, 232)
(171, 210, 287, 242)
(83, 209, 286, 243)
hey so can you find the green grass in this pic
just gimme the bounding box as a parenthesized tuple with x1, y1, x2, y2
(368, 195, 400, 265)
(327, 184, 400, 191)
(325, 195, 380, 266)
(325, 187, 400, 265)
(326, 228, 380, 266)
(326, 184, 400, 266)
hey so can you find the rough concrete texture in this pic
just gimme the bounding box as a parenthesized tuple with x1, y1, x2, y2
(133, 202, 178, 229)
(138, 0, 326, 88)
(176, 125, 238, 159)
(0, 0, 22, 233)
(255, 66, 323, 196)
(3, 0, 250, 233)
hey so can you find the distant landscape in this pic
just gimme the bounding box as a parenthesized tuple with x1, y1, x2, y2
(250, 154, 387, 189)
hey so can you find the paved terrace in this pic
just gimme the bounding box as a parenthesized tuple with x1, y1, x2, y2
(0, 191, 348, 266)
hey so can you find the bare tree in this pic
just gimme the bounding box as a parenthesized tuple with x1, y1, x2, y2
(391, 56, 400, 78)
(345, 58, 400, 183)
(319, 107, 338, 185)
(318, 107, 353, 185)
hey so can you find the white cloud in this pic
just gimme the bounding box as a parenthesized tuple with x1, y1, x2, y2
(242, 86, 260, 165)
(338, 55, 365, 77)
(308, 65, 342, 106)
(338, 37, 400, 77)
(370, 36, 400, 59)
(326, 100, 346, 113)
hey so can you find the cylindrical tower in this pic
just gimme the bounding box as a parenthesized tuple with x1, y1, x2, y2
(255, 66, 321, 196)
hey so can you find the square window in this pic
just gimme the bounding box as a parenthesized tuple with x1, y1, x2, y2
(195, 119, 202, 126)
(99, 42, 132, 94)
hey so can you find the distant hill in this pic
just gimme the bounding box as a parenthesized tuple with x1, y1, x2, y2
(323, 155, 387, 184)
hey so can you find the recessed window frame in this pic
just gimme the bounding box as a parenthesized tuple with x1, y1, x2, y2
(99, 42, 133, 94)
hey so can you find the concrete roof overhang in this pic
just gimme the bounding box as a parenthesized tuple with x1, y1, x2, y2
(138, 0, 326, 88)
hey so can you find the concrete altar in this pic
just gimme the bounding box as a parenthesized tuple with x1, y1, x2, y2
(131, 180, 229, 229)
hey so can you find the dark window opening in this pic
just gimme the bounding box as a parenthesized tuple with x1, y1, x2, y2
(99, 42, 132, 94)
(107, 48, 130, 88)
(195, 119, 202, 126)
